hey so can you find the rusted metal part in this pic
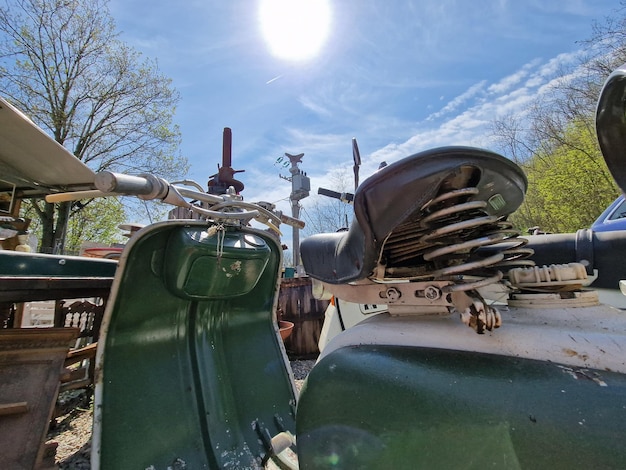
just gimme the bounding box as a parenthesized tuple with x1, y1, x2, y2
(458, 298, 502, 333)
(207, 127, 245, 194)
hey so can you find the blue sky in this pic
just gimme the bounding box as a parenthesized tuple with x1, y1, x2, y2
(109, 0, 619, 245)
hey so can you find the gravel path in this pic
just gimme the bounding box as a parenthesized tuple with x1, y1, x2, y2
(48, 360, 316, 469)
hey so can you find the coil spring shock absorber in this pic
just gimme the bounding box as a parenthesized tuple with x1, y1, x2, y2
(420, 187, 534, 333)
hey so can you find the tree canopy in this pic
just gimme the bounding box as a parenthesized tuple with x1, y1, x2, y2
(0, 0, 188, 252)
(509, 120, 619, 233)
(491, 4, 626, 233)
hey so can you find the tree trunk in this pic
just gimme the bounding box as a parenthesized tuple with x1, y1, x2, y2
(53, 202, 71, 254)
(39, 202, 70, 254)
(39, 203, 55, 254)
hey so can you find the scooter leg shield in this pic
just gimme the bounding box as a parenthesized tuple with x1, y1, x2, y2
(94, 222, 296, 469)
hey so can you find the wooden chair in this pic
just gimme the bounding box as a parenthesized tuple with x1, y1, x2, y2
(54, 297, 107, 392)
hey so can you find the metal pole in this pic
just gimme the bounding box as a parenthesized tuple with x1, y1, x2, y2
(292, 198, 300, 266)
(284, 152, 309, 268)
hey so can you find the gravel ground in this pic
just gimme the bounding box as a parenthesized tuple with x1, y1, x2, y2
(48, 360, 316, 469)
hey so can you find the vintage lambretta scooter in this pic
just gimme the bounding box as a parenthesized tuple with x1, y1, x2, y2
(50, 65, 626, 469)
(313, 140, 626, 351)
(297, 65, 626, 469)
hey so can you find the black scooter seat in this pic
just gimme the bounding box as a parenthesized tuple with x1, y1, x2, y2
(300, 146, 527, 284)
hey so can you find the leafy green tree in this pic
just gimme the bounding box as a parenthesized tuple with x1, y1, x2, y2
(492, 4, 626, 234)
(0, 0, 188, 252)
(509, 120, 619, 233)
(64, 197, 126, 254)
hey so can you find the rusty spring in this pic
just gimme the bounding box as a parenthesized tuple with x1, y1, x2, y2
(383, 187, 533, 291)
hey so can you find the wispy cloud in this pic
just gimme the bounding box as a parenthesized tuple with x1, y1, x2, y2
(302, 47, 594, 185)
(298, 96, 332, 117)
(488, 59, 541, 94)
(427, 80, 488, 121)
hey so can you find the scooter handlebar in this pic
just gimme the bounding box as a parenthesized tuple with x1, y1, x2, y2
(54, 171, 304, 230)
(318, 187, 354, 203)
(94, 171, 169, 200)
(318, 187, 341, 199)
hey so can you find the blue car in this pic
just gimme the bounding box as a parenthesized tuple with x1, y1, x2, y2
(592, 195, 626, 232)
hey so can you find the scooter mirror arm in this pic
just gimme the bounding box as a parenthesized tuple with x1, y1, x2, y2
(190, 205, 260, 222)
(175, 186, 225, 206)
(208, 200, 305, 230)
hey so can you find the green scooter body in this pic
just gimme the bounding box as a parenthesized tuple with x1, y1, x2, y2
(0, 250, 117, 277)
(93, 221, 296, 469)
(297, 344, 626, 469)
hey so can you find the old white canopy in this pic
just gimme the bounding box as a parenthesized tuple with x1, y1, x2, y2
(0, 96, 95, 198)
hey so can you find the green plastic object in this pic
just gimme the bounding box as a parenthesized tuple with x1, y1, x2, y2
(297, 345, 626, 469)
(0, 250, 117, 277)
(163, 227, 272, 299)
(95, 222, 296, 469)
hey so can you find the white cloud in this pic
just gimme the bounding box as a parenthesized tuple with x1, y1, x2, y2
(427, 80, 488, 121)
(488, 58, 541, 94)
(298, 96, 332, 117)
(360, 50, 597, 169)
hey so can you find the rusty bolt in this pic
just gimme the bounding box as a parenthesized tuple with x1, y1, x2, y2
(424, 285, 441, 301)
(385, 287, 402, 302)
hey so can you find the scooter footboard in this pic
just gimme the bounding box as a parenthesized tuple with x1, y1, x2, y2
(93, 222, 296, 469)
(297, 345, 626, 469)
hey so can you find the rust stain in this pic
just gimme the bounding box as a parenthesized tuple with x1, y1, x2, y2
(562, 348, 589, 361)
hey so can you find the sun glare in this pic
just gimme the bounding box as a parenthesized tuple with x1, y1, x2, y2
(259, 0, 331, 61)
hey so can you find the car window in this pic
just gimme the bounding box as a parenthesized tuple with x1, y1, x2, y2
(608, 198, 626, 220)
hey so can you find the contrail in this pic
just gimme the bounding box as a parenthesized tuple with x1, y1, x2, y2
(266, 75, 283, 84)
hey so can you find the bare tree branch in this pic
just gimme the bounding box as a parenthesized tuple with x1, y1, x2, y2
(0, 0, 188, 252)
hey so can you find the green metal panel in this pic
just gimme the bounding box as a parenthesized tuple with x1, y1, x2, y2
(97, 223, 296, 469)
(163, 227, 272, 299)
(0, 250, 117, 277)
(297, 345, 626, 469)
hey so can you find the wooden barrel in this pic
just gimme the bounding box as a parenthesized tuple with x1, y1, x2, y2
(277, 276, 328, 358)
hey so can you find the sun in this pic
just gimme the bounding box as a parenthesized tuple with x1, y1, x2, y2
(259, 0, 331, 61)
